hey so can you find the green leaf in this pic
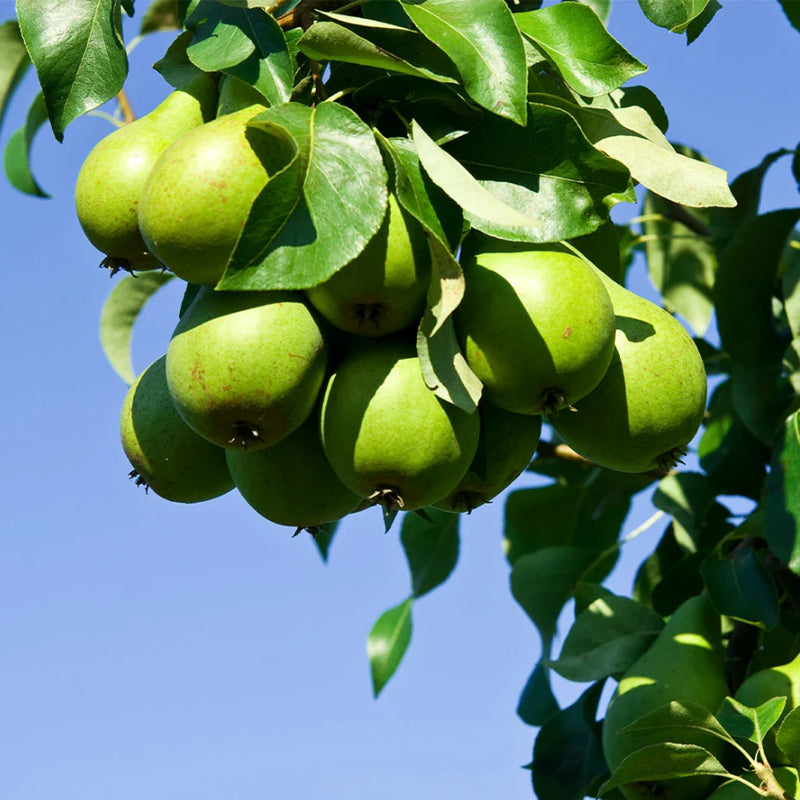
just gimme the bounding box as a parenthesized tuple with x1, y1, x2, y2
(400, 0, 528, 125)
(516, 4, 646, 97)
(4, 91, 49, 197)
(441, 102, 634, 243)
(599, 742, 729, 794)
(702, 548, 780, 630)
(715, 209, 800, 366)
(140, 0, 181, 33)
(400, 508, 459, 599)
(532, 682, 608, 800)
(652, 472, 715, 545)
(16, 0, 128, 141)
(0, 21, 30, 134)
(548, 593, 664, 682)
(730, 361, 794, 446)
(367, 596, 413, 697)
(620, 701, 736, 747)
(686, 0, 721, 44)
(637, 0, 715, 34)
(776, 706, 800, 764)
(717, 696, 787, 745)
(99, 272, 174, 385)
(778, 0, 800, 34)
(765, 411, 800, 575)
(517, 660, 559, 726)
(187, 6, 256, 71)
(220, 102, 388, 290)
(310, 520, 337, 562)
(153, 31, 204, 90)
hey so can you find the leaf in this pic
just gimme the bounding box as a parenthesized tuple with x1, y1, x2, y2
(652, 472, 715, 545)
(532, 682, 608, 800)
(400, 508, 459, 599)
(400, 0, 528, 125)
(0, 21, 30, 134)
(440, 103, 634, 243)
(367, 596, 413, 697)
(4, 91, 49, 197)
(764, 411, 800, 575)
(549, 593, 664, 682)
(99, 272, 174, 385)
(140, 0, 181, 33)
(686, 0, 721, 44)
(620, 701, 736, 747)
(776, 706, 800, 765)
(637, 0, 715, 34)
(715, 209, 800, 365)
(717, 696, 787, 745)
(16, 0, 128, 141)
(516, 4, 646, 97)
(599, 743, 729, 794)
(220, 102, 388, 290)
(730, 361, 794, 446)
(310, 520, 337, 562)
(517, 661, 559, 726)
(778, 0, 800, 34)
(187, 5, 256, 71)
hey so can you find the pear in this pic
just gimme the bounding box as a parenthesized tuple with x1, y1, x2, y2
(305, 195, 432, 336)
(433, 402, 542, 513)
(551, 268, 707, 474)
(602, 594, 729, 800)
(120, 355, 233, 503)
(320, 339, 480, 511)
(138, 103, 272, 286)
(226, 414, 361, 530)
(166, 287, 327, 451)
(454, 246, 616, 415)
(705, 767, 799, 799)
(75, 74, 217, 274)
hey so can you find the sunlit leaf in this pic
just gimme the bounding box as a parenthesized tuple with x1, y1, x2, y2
(776, 707, 800, 765)
(637, 0, 715, 34)
(717, 696, 787, 745)
(0, 21, 30, 134)
(4, 91, 49, 197)
(367, 597, 413, 697)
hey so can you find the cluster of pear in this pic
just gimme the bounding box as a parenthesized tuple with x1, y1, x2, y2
(75, 76, 708, 530)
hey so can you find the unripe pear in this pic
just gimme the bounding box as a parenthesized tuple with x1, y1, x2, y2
(120, 355, 233, 503)
(166, 288, 327, 451)
(226, 414, 361, 530)
(320, 339, 480, 511)
(433, 402, 541, 513)
(75, 74, 217, 274)
(454, 246, 616, 415)
(552, 268, 707, 474)
(305, 195, 432, 336)
(138, 103, 271, 286)
(602, 595, 729, 800)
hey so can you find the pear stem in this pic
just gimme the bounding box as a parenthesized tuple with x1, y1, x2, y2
(116, 89, 136, 124)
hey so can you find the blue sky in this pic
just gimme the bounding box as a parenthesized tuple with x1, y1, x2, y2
(1, 2, 799, 799)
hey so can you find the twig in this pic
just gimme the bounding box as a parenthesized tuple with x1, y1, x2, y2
(277, 0, 352, 29)
(663, 199, 712, 238)
(116, 89, 136, 124)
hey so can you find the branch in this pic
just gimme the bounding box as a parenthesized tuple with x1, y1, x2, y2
(277, 0, 352, 29)
(664, 199, 712, 238)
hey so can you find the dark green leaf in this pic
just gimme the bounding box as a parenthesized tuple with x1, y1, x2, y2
(549, 593, 664, 682)
(187, 6, 256, 71)
(517, 660, 559, 726)
(776, 707, 800, 764)
(569, 220, 624, 283)
(717, 696, 787, 745)
(311, 520, 337, 562)
(400, 0, 528, 125)
(532, 682, 607, 800)
(17, 0, 128, 141)
(620, 701, 735, 747)
(367, 596, 413, 697)
(140, 0, 181, 33)
(400, 508, 459, 599)
(778, 0, 800, 34)
(765, 411, 800, 575)
(120, 0, 135, 16)
(0, 21, 30, 135)
(730, 362, 793, 446)
(685, 0, 721, 43)
(220, 102, 388, 290)
(715, 209, 800, 365)
(99, 272, 174, 384)
(637, 0, 714, 34)
(154, 31, 205, 89)
(653, 472, 715, 544)
(516, 4, 646, 97)
(4, 91, 49, 197)
(178, 282, 202, 318)
(702, 548, 780, 630)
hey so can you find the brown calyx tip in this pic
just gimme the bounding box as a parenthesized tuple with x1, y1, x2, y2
(541, 388, 568, 417)
(228, 421, 265, 450)
(655, 447, 687, 477)
(368, 486, 405, 510)
(350, 303, 386, 331)
(128, 469, 150, 493)
(453, 491, 487, 514)
(100, 255, 135, 277)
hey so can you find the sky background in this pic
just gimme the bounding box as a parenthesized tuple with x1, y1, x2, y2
(1, 2, 799, 799)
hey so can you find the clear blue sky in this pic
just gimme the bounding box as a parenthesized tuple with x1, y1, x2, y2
(1, 2, 798, 799)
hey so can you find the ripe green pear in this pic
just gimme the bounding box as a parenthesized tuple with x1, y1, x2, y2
(120, 355, 233, 503)
(705, 767, 799, 799)
(138, 103, 272, 286)
(320, 339, 480, 511)
(166, 287, 327, 451)
(305, 195, 432, 336)
(433, 402, 541, 513)
(454, 246, 616, 415)
(75, 74, 217, 274)
(226, 414, 361, 529)
(602, 595, 729, 800)
(552, 268, 707, 474)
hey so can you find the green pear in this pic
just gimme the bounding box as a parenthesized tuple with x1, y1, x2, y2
(226, 414, 361, 530)
(551, 268, 707, 474)
(320, 339, 480, 511)
(602, 594, 729, 800)
(433, 402, 541, 513)
(74, 74, 217, 274)
(454, 246, 616, 415)
(705, 767, 799, 799)
(120, 355, 233, 503)
(166, 287, 327, 451)
(138, 103, 273, 286)
(305, 195, 432, 337)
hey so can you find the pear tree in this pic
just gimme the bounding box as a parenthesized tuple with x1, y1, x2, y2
(4, 1, 800, 798)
